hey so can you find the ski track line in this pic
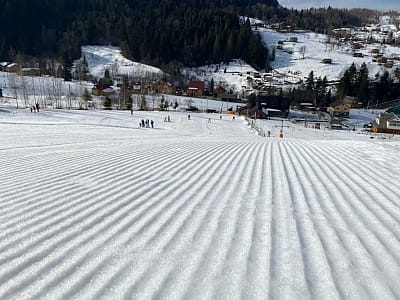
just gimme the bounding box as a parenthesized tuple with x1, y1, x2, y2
(82, 142, 251, 300)
(285, 141, 367, 299)
(0, 141, 203, 221)
(212, 142, 267, 300)
(315, 141, 400, 199)
(0, 143, 189, 270)
(267, 141, 310, 300)
(0, 145, 186, 231)
(304, 141, 400, 248)
(288, 144, 366, 299)
(279, 142, 341, 299)
(38, 141, 244, 300)
(167, 142, 265, 300)
(0, 142, 228, 298)
(304, 143, 400, 298)
(298, 141, 398, 299)
(5, 142, 244, 298)
(239, 142, 272, 300)
(146, 142, 261, 300)
(0, 147, 178, 249)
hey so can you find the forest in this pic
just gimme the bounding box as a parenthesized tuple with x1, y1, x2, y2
(0, 0, 373, 72)
(0, 0, 281, 71)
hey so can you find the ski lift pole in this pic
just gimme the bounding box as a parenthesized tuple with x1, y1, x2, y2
(273, 120, 289, 138)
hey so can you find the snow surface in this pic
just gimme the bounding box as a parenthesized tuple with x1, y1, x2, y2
(258, 29, 400, 81)
(82, 46, 163, 79)
(1, 108, 400, 299)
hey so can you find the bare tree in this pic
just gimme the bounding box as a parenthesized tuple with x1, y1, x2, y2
(299, 45, 306, 59)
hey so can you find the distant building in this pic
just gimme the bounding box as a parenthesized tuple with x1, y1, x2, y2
(186, 80, 205, 97)
(217, 93, 239, 102)
(372, 112, 400, 134)
(5, 63, 19, 73)
(20, 68, 41, 76)
(130, 81, 142, 94)
(153, 78, 176, 95)
(328, 102, 351, 118)
(257, 95, 290, 117)
(92, 83, 115, 96)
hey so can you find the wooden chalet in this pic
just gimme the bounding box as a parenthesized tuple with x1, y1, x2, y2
(186, 80, 205, 97)
(153, 78, 176, 95)
(92, 83, 115, 96)
(328, 102, 351, 118)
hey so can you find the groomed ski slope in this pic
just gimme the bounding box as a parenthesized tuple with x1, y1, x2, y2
(0, 109, 400, 300)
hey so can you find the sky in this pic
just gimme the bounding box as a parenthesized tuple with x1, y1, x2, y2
(279, 0, 400, 11)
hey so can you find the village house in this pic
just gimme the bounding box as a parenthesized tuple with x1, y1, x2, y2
(130, 81, 142, 94)
(0, 62, 9, 71)
(372, 112, 400, 134)
(92, 83, 115, 96)
(214, 86, 226, 96)
(328, 101, 351, 118)
(5, 63, 19, 73)
(186, 80, 205, 97)
(153, 78, 176, 95)
(20, 67, 41, 76)
(217, 93, 240, 102)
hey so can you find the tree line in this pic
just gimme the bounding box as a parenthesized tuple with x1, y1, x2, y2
(0, 0, 280, 71)
(286, 65, 400, 108)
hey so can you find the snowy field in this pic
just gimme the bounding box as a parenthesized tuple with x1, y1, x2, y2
(1, 108, 400, 299)
(259, 28, 400, 81)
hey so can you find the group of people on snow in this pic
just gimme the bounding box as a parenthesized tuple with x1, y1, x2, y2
(139, 119, 154, 128)
(30, 103, 40, 113)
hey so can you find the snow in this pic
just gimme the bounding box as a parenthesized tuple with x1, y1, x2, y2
(258, 29, 400, 81)
(1, 107, 400, 299)
(81, 46, 163, 79)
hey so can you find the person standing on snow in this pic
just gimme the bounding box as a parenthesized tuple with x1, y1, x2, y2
(151, 120, 154, 128)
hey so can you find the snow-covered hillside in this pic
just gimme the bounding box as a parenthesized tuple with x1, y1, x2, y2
(82, 46, 163, 79)
(1, 108, 399, 299)
(259, 29, 400, 81)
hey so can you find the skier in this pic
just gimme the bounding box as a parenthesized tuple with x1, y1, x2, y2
(151, 120, 154, 128)
(188, 114, 190, 120)
(141, 119, 145, 128)
(168, 115, 170, 122)
(35, 102, 40, 112)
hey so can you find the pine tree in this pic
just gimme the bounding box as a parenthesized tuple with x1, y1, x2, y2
(357, 62, 369, 105)
(305, 71, 315, 91)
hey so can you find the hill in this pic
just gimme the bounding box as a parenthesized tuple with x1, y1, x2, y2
(0, 0, 278, 70)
